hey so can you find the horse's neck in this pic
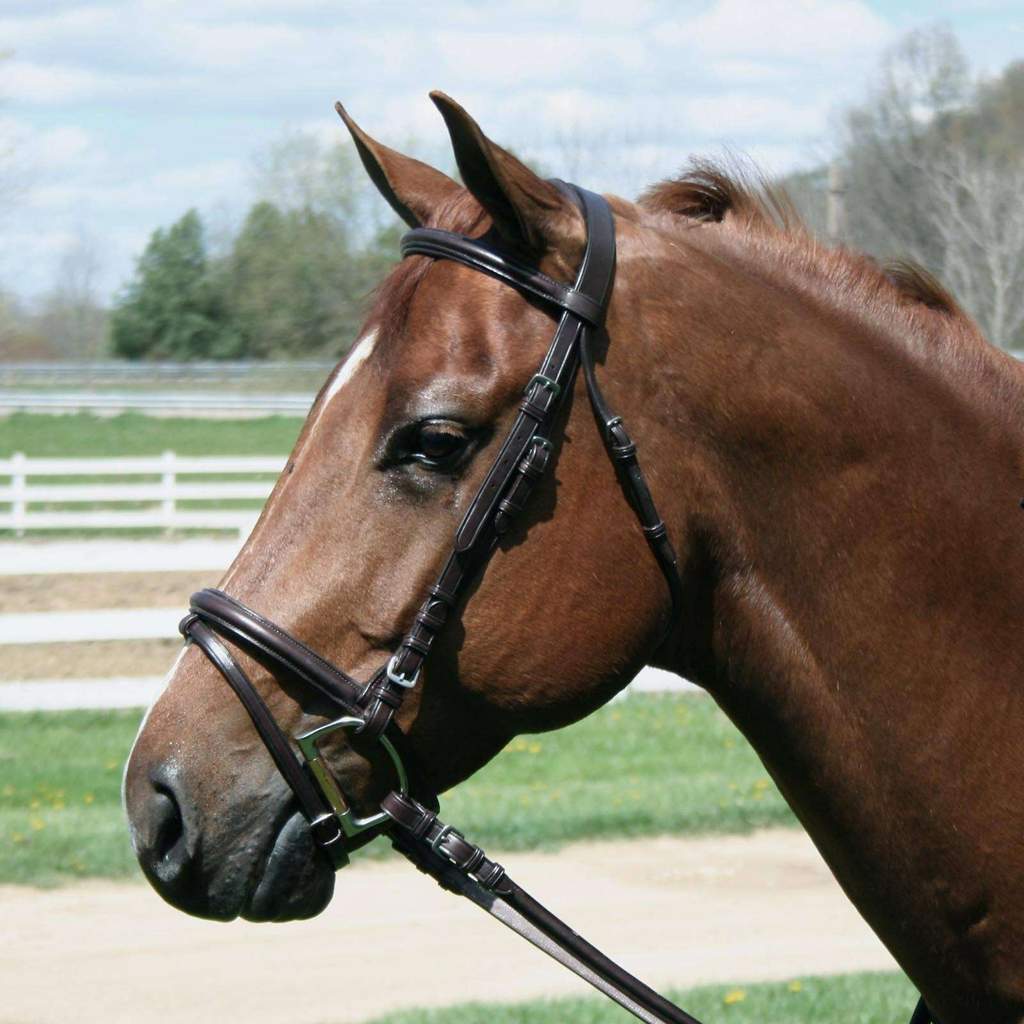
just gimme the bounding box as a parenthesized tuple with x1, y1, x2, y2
(653, 256, 1024, 1016)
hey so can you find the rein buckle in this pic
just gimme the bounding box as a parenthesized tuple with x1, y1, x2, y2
(429, 823, 465, 863)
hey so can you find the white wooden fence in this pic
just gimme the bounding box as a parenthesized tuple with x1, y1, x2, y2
(0, 452, 286, 537)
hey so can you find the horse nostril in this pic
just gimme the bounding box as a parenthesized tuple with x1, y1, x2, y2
(151, 784, 186, 865)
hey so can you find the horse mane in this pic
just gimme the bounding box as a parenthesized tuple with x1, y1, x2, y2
(639, 158, 801, 234)
(637, 158, 966, 322)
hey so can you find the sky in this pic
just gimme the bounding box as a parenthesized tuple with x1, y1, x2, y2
(1, 0, 1022, 304)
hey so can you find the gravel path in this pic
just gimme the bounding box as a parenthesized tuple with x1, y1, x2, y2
(0, 829, 895, 1024)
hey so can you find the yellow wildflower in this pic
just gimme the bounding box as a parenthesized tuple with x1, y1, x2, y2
(723, 989, 746, 1005)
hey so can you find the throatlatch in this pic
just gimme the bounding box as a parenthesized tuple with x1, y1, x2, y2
(180, 183, 932, 1024)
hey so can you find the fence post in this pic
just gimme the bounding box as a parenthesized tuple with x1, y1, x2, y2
(161, 450, 176, 533)
(11, 451, 26, 537)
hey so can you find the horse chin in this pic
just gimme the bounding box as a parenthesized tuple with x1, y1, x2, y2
(241, 810, 337, 922)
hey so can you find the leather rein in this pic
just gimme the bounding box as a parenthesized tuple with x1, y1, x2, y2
(180, 183, 932, 1024)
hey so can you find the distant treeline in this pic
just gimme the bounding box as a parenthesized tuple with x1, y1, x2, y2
(110, 204, 399, 361)
(108, 133, 404, 361)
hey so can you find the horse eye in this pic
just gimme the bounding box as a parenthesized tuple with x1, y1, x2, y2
(410, 420, 470, 467)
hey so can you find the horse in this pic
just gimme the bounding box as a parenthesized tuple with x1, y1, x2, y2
(124, 92, 1024, 1024)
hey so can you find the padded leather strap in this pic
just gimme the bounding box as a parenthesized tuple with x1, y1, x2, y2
(386, 184, 618, 708)
(187, 589, 365, 715)
(184, 617, 349, 868)
(402, 229, 604, 326)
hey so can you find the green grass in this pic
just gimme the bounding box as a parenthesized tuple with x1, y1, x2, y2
(0, 411, 304, 458)
(0, 694, 795, 886)
(0, 709, 142, 883)
(439, 693, 793, 850)
(360, 973, 917, 1024)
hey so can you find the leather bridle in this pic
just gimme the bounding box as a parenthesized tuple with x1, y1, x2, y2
(179, 183, 933, 1024)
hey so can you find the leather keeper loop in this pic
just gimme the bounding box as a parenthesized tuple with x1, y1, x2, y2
(429, 584, 458, 607)
(364, 680, 403, 710)
(477, 861, 506, 890)
(458, 847, 486, 874)
(498, 495, 525, 519)
(415, 606, 446, 631)
(412, 811, 437, 841)
(402, 634, 432, 657)
(611, 442, 637, 461)
(309, 813, 343, 849)
(643, 521, 668, 541)
(519, 397, 548, 422)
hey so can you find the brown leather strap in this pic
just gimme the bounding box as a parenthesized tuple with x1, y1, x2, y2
(382, 792, 705, 1024)
(186, 589, 366, 715)
(580, 329, 683, 640)
(184, 617, 349, 868)
(401, 228, 604, 326)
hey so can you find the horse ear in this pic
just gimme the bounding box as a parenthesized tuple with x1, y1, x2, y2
(429, 91, 573, 251)
(335, 101, 462, 228)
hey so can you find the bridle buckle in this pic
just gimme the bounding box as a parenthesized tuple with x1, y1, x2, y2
(386, 653, 420, 689)
(525, 373, 561, 399)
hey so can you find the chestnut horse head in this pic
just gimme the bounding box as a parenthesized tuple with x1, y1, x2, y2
(126, 93, 1024, 1023)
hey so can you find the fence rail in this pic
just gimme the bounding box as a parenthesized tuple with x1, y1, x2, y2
(0, 361, 334, 385)
(0, 391, 315, 415)
(0, 452, 286, 537)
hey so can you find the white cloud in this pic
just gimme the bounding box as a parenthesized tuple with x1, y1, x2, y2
(680, 93, 831, 138)
(679, 0, 893, 61)
(3, 59, 167, 103)
(31, 125, 94, 169)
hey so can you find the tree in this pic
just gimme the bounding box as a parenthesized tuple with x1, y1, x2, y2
(221, 200, 355, 358)
(111, 209, 239, 360)
(217, 131, 402, 358)
(832, 27, 1024, 347)
(106, 130, 408, 360)
(35, 231, 108, 360)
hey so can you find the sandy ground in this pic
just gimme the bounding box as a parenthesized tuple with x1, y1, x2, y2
(0, 637, 181, 681)
(0, 572, 214, 613)
(0, 829, 896, 1024)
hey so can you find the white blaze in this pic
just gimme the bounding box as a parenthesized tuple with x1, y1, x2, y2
(310, 328, 379, 435)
